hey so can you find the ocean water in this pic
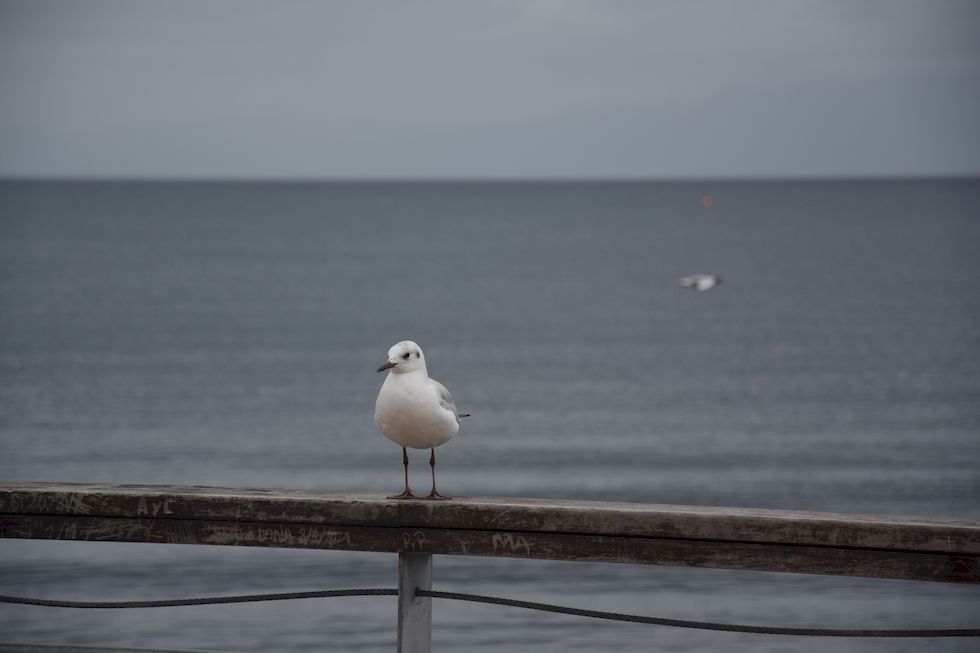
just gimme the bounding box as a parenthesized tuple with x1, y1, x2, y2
(1, 179, 979, 652)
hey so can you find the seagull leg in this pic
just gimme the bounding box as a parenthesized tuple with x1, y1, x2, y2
(387, 447, 417, 500)
(424, 447, 451, 500)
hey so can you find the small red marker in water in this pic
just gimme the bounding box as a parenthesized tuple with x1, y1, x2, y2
(700, 195, 714, 209)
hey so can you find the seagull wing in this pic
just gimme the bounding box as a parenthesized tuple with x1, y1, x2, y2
(696, 275, 721, 291)
(432, 380, 467, 422)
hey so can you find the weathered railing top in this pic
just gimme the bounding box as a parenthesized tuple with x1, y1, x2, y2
(2, 481, 978, 583)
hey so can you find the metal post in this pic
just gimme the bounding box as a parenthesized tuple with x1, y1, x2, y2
(397, 552, 432, 653)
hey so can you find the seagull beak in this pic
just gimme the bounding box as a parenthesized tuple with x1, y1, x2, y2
(377, 361, 397, 373)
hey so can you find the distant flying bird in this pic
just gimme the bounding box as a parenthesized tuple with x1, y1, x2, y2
(375, 340, 468, 500)
(679, 274, 722, 292)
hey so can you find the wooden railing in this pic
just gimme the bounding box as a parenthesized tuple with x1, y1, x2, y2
(2, 481, 978, 651)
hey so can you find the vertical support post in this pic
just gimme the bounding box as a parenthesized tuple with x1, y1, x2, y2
(397, 552, 432, 653)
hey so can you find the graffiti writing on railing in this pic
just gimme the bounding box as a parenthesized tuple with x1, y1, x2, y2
(492, 533, 532, 555)
(137, 498, 174, 517)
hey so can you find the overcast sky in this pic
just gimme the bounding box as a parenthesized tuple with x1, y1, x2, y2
(1, 0, 978, 179)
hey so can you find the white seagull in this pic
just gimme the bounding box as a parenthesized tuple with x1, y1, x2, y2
(679, 274, 722, 292)
(375, 340, 468, 500)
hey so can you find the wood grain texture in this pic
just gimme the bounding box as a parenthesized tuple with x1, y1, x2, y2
(398, 553, 432, 653)
(2, 482, 977, 583)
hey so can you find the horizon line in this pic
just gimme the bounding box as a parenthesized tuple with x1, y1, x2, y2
(2, 173, 979, 184)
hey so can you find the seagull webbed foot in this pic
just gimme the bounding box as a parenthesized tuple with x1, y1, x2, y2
(422, 490, 452, 500)
(387, 490, 418, 500)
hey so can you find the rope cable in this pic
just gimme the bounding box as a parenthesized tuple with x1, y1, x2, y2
(0, 589, 396, 609)
(417, 589, 980, 638)
(2, 589, 978, 638)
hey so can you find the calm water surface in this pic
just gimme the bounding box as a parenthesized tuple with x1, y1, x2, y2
(1, 180, 979, 651)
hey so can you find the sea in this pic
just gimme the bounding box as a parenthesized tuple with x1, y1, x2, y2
(1, 179, 979, 652)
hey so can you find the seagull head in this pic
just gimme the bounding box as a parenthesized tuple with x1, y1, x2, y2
(377, 340, 426, 374)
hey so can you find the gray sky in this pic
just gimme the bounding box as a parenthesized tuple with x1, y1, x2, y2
(1, 0, 978, 179)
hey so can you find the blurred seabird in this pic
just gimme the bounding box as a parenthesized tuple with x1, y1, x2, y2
(679, 274, 722, 292)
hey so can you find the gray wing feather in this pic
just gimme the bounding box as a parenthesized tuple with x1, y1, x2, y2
(432, 380, 462, 422)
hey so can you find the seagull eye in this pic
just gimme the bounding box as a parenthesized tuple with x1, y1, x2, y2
(402, 353, 410, 360)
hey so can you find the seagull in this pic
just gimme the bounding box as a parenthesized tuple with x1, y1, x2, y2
(375, 340, 468, 500)
(679, 274, 722, 292)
